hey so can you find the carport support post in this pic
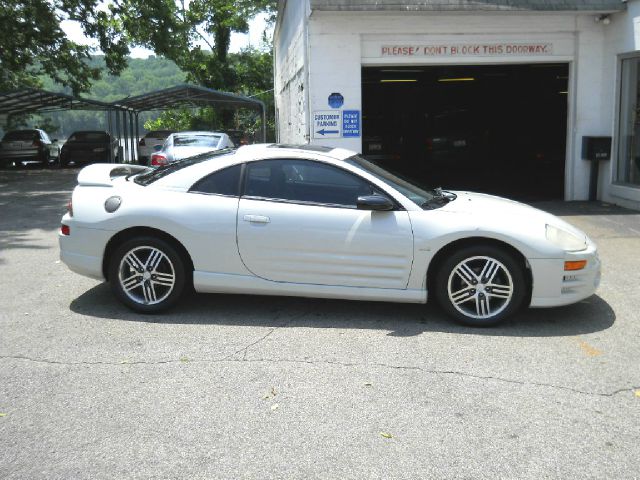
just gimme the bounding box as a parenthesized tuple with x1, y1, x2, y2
(107, 110, 113, 162)
(115, 111, 122, 162)
(128, 111, 135, 164)
(122, 110, 129, 163)
(260, 102, 266, 143)
(135, 113, 140, 164)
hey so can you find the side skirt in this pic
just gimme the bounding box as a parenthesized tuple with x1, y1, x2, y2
(193, 271, 427, 304)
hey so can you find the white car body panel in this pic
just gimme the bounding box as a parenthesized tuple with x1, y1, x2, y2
(237, 199, 414, 288)
(59, 145, 600, 311)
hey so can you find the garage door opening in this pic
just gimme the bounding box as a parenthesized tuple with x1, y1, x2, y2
(361, 64, 569, 201)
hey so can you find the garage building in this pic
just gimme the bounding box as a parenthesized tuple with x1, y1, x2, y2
(274, 0, 640, 208)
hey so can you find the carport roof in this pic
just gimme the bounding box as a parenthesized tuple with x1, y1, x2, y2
(0, 87, 127, 116)
(113, 84, 264, 112)
(309, 0, 626, 12)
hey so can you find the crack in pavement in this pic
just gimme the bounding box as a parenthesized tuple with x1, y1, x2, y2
(222, 308, 311, 362)
(0, 353, 637, 399)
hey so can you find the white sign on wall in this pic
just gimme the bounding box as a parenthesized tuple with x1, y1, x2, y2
(313, 110, 342, 138)
(380, 43, 553, 58)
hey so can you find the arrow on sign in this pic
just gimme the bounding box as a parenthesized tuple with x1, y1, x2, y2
(316, 129, 339, 136)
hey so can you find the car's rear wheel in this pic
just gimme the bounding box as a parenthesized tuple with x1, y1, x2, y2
(435, 245, 527, 327)
(109, 236, 187, 313)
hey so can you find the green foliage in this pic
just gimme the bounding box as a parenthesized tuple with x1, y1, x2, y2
(1, 0, 275, 97)
(116, 0, 276, 90)
(144, 109, 194, 131)
(142, 47, 276, 141)
(0, 0, 129, 95)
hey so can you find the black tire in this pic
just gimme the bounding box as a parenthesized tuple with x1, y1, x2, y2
(40, 150, 50, 167)
(435, 245, 527, 327)
(108, 236, 187, 313)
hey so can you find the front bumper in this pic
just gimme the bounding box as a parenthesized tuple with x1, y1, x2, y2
(529, 243, 601, 308)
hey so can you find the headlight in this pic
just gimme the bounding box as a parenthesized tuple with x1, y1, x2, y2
(545, 224, 587, 251)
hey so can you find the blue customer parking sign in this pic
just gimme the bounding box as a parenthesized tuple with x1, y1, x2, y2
(342, 110, 360, 138)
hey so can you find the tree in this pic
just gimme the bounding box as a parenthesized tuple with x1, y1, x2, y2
(143, 47, 275, 141)
(0, 0, 129, 94)
(117, 0, 276, 90)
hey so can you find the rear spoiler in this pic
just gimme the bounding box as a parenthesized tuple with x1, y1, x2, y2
(77, 163, 149, 187)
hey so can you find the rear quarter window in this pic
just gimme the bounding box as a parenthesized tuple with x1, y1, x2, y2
(189, 164, 242, 196)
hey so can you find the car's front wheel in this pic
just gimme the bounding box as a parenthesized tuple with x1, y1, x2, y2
(435, 245, 527, 327)
(109, 237, 187, 313)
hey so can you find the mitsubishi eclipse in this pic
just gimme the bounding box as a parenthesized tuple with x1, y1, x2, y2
(59, 144, 600, 326)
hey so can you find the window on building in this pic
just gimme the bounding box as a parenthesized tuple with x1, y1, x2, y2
(618, 56, 640, 186)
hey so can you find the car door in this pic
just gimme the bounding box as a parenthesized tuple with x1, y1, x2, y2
(236, 158, 414, 289)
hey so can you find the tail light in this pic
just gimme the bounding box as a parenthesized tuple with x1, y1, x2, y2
(151, 154, 168, 166)
(139, 138, 146, 146)
(60, 224, 70, 235)
(426, 138, 433, 151)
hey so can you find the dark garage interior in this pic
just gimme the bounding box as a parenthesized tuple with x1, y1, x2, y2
(361, 63, 569, 201)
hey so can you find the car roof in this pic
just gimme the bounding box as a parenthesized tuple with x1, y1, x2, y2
(171, 131, 226, 136)
(148, 143, 358, 190)
(69, 130, 109, 134)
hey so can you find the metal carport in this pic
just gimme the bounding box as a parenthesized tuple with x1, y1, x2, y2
(0, 87, 134, 162)
(1, 85, 268, 164)
(114, 84, 268, 152)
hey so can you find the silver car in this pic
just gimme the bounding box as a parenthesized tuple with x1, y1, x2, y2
(137, 130, 174, 166)
(0, 129, 53, 167)
(150, 131, 234, 166)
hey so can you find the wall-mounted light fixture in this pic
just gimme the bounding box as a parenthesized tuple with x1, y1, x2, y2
(595, 14, 611, 25)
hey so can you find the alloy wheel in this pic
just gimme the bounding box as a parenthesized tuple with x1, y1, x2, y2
(117, 246, 176, 305)
(447, 255, 514, 320)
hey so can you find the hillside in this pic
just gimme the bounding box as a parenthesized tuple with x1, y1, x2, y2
(40, 56, 187, 102)
(9, 56, 188, 138)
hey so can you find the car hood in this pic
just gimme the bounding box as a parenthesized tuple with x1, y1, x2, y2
(439, 191, 588, 239)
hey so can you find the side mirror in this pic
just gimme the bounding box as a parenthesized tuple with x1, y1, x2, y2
(153, 144, 163, 152)
(357, 195, 394, 211)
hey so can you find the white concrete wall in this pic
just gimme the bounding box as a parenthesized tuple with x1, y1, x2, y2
(304, 11, 601, 200)
(600, 0, 640, 210)
(570, 16, 608, 201)
(276, 8, 640, 203)
(274, 0, 310, 144)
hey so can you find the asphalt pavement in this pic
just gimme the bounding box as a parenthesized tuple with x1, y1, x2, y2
(0, 167, 639, 479)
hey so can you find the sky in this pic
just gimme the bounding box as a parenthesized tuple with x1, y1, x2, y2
(61, 13, 272, 58)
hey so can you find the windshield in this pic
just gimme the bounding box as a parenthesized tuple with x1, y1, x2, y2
(345, 155, 436, 207)
(174, 135, 221, 148)
(3, 131, 38, 142)
(134, 149, 233, 186)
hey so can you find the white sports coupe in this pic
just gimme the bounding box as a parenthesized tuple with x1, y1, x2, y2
(59, 144, 600, 326)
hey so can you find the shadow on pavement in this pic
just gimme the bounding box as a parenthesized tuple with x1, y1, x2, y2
(532, 200, 639, 217)
(0, 168, 78, 253)
(70, 282, 615, 338)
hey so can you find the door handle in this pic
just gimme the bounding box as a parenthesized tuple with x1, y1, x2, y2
(243, 214, 270, 224)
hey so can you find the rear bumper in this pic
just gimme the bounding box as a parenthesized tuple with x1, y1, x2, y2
(529, 244, 600, 307)
(59, 220, 112, 280)
(0, 149, 42, 161)
(60, 249, 104, 280)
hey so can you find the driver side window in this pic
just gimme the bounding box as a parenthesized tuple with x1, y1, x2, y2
(244, 159, 379, 208)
